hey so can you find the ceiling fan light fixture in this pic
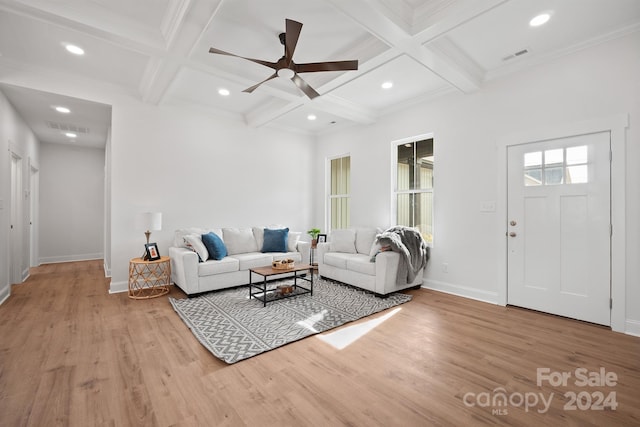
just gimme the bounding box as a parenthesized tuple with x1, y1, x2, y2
(218, 88, 230, 96)
(307, 114, 317, 121)
(530, 13, 550, 27)
(381, 81, 393, 89)
(277, 68, 295, 79)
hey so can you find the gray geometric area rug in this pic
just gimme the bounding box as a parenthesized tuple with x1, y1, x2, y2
(169, 277, 412, 364)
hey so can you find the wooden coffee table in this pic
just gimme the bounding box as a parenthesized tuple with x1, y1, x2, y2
(249, 263, 313, 307)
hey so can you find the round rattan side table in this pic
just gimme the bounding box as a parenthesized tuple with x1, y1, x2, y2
(128, 256, 171, 299)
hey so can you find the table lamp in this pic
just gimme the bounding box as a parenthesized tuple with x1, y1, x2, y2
(141, 212, 162, 259)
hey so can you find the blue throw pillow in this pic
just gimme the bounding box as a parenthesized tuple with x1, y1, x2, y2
(201, 232, 227, 260)
(262, 228, 289, 253)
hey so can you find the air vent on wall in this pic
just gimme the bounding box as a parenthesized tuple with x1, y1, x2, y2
(46, 121, 90, 134)
(45, 121, 90, 133)
(502, 48, 530, 62)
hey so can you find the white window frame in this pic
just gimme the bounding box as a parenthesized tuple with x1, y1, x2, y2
(326, 153, 351, 232)
(390, 133, 434, 246)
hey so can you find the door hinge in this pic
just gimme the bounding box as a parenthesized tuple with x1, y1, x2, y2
(610, 298, 613, 309)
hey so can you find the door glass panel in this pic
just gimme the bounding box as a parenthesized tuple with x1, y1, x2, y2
(524, 151, 542, 167)
(566, 165, 588, 184)
(545, 167, 564, 185)
(525, 168, 542, 186)
(567, 145, 588, 165)
(545, 149, 563, 165)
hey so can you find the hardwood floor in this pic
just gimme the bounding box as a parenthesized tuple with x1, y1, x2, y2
(1, 260, 639, 426)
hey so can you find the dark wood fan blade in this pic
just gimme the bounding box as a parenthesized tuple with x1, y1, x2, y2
(284, 19, 303, 63)
(242, 72, 278, 93)
(209, 47, 278, 70)
(295, 60, 359, 73)
(291, 74, 320, 99)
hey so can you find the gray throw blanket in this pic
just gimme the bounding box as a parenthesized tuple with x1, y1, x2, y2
(375, 226, 430, 285)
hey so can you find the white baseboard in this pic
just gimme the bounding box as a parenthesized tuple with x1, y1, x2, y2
(109, 280, 128, 294)
(422, 279, 500, 305)
(625, 319, 640, 337)
(0, 285, 10, 305)
(40, 253, 103, 264)
(103, 262, 111, 278)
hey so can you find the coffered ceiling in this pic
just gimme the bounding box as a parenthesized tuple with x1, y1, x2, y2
(0, 0, 638, 147)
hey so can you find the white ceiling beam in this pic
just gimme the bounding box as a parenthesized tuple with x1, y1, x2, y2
(0, 0, 166, 55)
(323, 0, 496, 93)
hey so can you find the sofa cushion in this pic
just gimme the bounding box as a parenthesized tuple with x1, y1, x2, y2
(355, 227, 381, 255)
(231, 253, 273, 270)
(288, 231, 301, 252)
(198, 257, 239, 276)
(330, 229, 357, 254)
(223, 228, 258, 255)
(252, 227, 265, 250)
(347, 254, 376, 276)
(201, 232, 227, 260)
(262, 228, 289, 252)
(183, 234, 208, 262)
(324, 252, 352, 269)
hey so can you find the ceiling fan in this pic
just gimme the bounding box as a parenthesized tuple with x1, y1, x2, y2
(208, 19, 359, 99)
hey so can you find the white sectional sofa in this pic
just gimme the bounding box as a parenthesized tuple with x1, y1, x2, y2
(169, 226, 310, 296)
(317, 227, 427, 296)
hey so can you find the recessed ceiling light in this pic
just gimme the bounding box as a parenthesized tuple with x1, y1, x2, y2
(529, 13, 550, 27)
(307, 114, 317, 121)
(218, 88, 230, 96)
(64, 44, 85, 55)
(65, 132, 77, 138)
(381, 81, 393, 89)
(54, 106, 70, 113)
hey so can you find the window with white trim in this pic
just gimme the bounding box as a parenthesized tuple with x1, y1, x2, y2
(393, 137, 433, 244)
(329, 155, 350, 230)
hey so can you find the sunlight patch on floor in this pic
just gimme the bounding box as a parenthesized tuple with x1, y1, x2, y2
(316, 307, 402, 350)
(296, 309, 329, 333)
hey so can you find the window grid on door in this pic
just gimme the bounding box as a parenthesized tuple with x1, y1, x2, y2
(524, 145, 588, 186)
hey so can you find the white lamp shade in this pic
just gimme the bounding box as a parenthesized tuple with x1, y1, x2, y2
(142, 212, 162, 231)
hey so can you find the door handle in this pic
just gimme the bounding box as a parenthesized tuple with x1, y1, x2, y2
(509, 232, 516, 237)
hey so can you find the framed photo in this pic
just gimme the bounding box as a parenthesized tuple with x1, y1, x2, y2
(317, 234, 327, 243)
(145, 242, 161, 261)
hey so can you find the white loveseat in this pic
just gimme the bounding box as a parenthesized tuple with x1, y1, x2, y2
(317, 227, 425, 296)
(169, 227, 310, 296)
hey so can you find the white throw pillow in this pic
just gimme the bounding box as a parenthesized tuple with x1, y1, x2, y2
(330, 229, 357, 254)
(174, 227, 206, 248)
(222, 228, 259, 255)
(252, 227, 265, 250)
(183, 234, 209, 262)
(288, 231, 301, 252)
(355, 227, 381, 255)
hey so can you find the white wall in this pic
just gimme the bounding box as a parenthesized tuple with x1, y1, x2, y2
(39, 143, 105, 263)
(108, 102, 315, 292)
(0, 65, 315, 294)
(0, 89, 40, 302)
(314, 32, 640, 333)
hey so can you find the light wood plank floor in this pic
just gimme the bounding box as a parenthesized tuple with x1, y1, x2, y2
(1, 260, 639, 426)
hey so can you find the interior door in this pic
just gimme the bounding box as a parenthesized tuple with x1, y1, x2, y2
(10, 154, 21, 285)
(507, 132, 611, 325)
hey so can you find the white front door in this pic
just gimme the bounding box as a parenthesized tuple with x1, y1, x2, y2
(507, 132, 611, 326)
